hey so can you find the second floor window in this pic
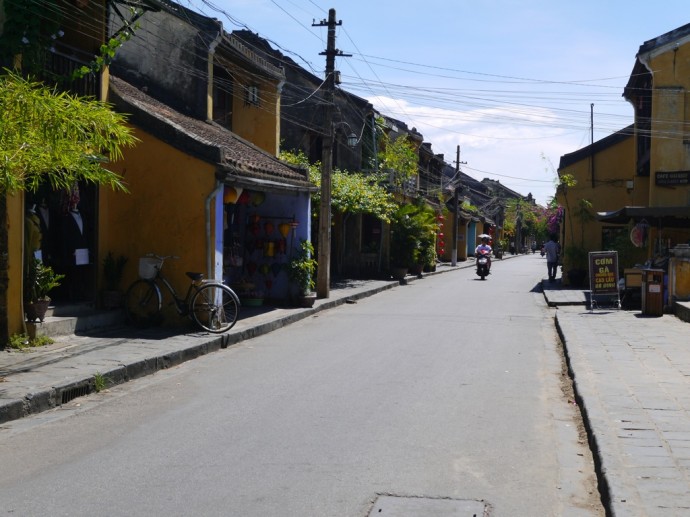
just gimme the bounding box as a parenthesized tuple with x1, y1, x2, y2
(245, 85, 259, 107)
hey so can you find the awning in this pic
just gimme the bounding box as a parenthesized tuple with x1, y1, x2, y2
(218, 172, 317, 194)
(597, 206, 690, 228)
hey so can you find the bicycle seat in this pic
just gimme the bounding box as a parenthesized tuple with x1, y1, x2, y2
(186, 272, 204, 281)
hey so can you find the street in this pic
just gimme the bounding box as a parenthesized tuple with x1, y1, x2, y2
(0, 255, 604, 516)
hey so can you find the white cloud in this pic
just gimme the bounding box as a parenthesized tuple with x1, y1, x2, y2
(369, 95, 570, 205)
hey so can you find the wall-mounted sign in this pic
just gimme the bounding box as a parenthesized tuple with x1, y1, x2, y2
(655, 170, 690, 186)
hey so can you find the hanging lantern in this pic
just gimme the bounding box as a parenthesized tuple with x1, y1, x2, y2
(278, 223, 291, 238)
(223, 186, 243, 204)
(251, 191, 266, 206)
(264, 221, 275, 235)
(237, 190, 251, 205)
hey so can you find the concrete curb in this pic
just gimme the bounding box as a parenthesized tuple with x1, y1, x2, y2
(554, 312, 614, 514)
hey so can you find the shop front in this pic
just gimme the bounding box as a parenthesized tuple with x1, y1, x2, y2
(219, 181, 314, 305)
(24, 181, 98, 308)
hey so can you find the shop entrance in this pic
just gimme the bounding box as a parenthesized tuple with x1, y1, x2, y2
(26, 182, 97, 305)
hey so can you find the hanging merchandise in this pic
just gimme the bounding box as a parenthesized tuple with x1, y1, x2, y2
(278, 222, 291, 238)
(227, 243, 243, 267)
(237, 190, 251, 205)
(223, 186, 243, 204)
(264, 221, 274, 235)
(251, 191, 266, 207)
(264, 241, 275, 257)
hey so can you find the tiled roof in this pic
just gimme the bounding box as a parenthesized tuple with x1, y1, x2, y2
(109, 76, 314, 190)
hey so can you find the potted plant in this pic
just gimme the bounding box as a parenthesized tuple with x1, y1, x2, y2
(102, 252, 128, 309)
(287, 239, 317, 307)
(24, 258, 65, 322)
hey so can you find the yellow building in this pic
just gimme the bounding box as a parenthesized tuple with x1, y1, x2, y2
(557, 126, 639, 283)
(558, 23, 690, 298)
(105, 77, 314, 324)
(0, 0, 315, 342)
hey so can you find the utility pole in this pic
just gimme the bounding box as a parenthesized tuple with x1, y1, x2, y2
(451, 145, 466, 266)
(313, 9, 348, 298)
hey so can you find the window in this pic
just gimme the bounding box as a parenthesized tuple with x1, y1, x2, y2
(245, 85, 259, 106)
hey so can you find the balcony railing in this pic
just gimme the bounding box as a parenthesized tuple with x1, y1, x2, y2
(32, 42, 101, 98)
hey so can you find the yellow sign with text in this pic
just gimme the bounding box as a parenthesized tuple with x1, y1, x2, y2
(589, 251, 619, 295)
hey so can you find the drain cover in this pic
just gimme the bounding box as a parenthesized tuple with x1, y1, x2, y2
(368, 495, 489, 516)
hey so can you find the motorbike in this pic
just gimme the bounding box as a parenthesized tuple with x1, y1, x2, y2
(475, 249, 491, 280)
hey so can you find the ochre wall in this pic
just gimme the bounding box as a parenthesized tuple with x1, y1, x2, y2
(100, 127, 218, 325)
(230, 69, 280, 155)
(557, 135, 636, 266)
(645, 46, 690, 206)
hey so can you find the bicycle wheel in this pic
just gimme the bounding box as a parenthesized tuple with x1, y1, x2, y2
(125, 279, 162, 327)
(190, 283, 240, 333)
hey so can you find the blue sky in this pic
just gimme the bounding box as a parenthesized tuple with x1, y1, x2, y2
(181, 0, 689, 205)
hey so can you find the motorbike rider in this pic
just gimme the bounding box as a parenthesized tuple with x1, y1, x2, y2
(475, 236, 492, 273)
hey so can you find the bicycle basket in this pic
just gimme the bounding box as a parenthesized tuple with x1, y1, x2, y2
(138, 257, 161, 279)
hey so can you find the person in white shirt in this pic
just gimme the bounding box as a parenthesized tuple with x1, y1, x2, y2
(475, 236, 492, 272)
(543, 235, 561, 281)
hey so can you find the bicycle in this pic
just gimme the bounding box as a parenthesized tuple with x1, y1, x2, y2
(125, 254, 240, 333)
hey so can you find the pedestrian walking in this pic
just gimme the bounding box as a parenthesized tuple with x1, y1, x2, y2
(543, 234, 560, 281)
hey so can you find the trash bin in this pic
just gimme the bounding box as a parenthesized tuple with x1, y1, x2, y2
(641, 268, 664, 316)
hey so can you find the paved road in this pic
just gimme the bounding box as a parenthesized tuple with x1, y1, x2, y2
(0, 256, 600, 516)
(2, 253, 690, 516)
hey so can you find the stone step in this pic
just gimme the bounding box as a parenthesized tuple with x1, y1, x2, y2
(27, 307, 126, 340)
(673, 300, 690, 323)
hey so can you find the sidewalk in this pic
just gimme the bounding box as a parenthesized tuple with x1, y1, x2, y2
(543, 280, 690, 516)
(3, 259, 690, 516)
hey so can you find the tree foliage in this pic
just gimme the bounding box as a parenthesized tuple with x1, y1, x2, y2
(280, 150, 396, 222)
(0, 70, 137, 194)
(374, 118, 417, 191)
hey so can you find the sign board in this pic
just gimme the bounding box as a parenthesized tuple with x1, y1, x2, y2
(589, 251, 619, 295)
(655, 170, 690, 186)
